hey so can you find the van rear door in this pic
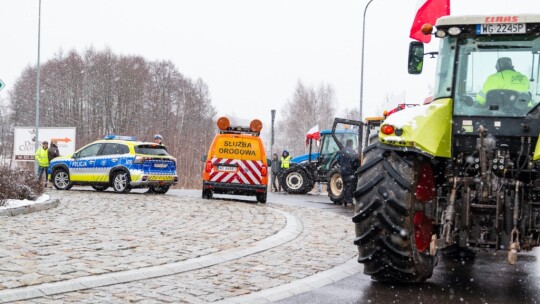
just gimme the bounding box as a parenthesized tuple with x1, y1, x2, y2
(209, 135, 264, 185)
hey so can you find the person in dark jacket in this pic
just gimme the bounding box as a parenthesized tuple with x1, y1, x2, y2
(47, 140, 60, 162)
(338, 139, 359, 207)
(154, 134, 163, 145)
(271, 153, 280, 192)
(46, 140, 60, 187)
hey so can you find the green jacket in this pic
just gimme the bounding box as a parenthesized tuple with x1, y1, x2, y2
(477, 70, 530, 104)
(35, 147, 49, 167)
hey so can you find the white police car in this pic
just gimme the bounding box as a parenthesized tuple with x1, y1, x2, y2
(48, 135, 178, 194)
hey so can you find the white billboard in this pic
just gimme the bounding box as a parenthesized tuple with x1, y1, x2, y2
(13, 127, 76, 161)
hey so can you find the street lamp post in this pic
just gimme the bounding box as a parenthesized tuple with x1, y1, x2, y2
(359, 0, 376, 122)
(34, 0, 42, 174)
(270, 109, 276, 158)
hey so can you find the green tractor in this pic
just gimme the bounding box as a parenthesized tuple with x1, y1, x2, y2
(354, 14, 540, 283)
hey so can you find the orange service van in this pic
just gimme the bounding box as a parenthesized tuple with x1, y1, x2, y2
(202, 117, 268, 203)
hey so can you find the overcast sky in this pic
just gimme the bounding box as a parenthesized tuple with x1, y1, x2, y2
(1, 0, 539, 129)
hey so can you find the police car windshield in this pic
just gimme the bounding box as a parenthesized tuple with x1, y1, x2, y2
(134, 145, 169, 156)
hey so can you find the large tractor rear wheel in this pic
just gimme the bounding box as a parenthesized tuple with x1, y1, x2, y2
(353, 143, 436, 283)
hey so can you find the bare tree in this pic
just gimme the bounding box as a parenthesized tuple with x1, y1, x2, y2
(275, 80, 337, 157)
(7, 47, 216, 188)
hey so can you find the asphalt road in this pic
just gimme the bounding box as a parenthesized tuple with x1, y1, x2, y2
(171, 189, 540, 304)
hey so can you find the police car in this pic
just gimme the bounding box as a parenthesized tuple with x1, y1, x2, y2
(48, 135, 178, 194)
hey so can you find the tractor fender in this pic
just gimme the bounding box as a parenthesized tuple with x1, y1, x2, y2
(378, 98, 452, 158)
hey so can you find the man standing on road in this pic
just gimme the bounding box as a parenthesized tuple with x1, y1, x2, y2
(35, 141, 50, 186)
(279, 150, 292, 192)
(153, 134, 163, 145)
(338, 139, 359, 207)
(271, 153, 280, 192)
(48, 140, 60, 162)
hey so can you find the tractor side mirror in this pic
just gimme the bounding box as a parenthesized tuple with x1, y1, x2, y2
(408, 41, 424, 74)
(201, 154, 207, 162)
(267, 159, 272, 167)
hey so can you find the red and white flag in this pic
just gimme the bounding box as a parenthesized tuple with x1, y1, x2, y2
(409, 0, 450, 43)
(306, 125, 320, 145)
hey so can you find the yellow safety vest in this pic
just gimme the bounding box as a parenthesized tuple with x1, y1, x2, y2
(35, 148, 49, 167)
(281, 155, 291, 169)
(477, 70, 530, 104)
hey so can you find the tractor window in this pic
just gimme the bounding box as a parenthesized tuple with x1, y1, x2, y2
(453, 35, 540, 117)
(321, 136, 339, 156)
(433, 36, 456, 101)
(320, 133, 358, 156)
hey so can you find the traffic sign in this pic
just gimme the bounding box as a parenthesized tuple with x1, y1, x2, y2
(0, 79, 4, 91)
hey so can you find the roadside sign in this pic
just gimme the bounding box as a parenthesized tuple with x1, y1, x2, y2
(0, 79, 5, 91)
(13, 127, 76, 161)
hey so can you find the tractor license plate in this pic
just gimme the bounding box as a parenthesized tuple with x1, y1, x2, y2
(476, 23, 526, 35)
(217, 165, 236, 172)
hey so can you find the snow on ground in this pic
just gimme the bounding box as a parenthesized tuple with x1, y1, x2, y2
(0, 194, 50, 210)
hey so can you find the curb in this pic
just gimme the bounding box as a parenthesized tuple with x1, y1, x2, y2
(0, 199, 60, 217)
(0, 208, 302, 303)
(217, 257, 363, 303)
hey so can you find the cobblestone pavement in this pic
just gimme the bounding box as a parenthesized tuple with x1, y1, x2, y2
(0, 189, 359, 303)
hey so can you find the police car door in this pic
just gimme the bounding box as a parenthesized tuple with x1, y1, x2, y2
(96, 143, 128, 183)
(70, 143, 103, 182)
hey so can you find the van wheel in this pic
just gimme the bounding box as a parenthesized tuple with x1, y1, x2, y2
(202, 189, 213, 199)
(257, 193, 267, 204)
(113, 171, 131, 193)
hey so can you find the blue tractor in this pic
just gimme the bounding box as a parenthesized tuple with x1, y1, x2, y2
(280, 119, 361, 204)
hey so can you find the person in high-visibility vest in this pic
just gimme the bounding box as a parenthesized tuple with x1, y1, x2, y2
(35, 141, 50, 186)
(476, 57, 530, 105)
(279, 150, 292, 192)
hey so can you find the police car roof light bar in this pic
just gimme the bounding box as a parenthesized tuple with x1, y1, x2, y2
(104, 135, 137, 141)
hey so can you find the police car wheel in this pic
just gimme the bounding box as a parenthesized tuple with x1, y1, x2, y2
(112, 171, 132, 193)
(92, 185, 108, 192)
(153, 186, 170, 194)
(52, 169, 72, 190)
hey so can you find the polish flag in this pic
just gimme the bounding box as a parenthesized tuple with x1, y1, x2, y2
(409, 0, 450, 43)
(306, 125, 320, 145)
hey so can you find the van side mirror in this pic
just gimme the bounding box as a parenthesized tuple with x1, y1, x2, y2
(201, 154, 207, 162)
(408, 41, 424, 74)
(72, 152, 79, 159)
